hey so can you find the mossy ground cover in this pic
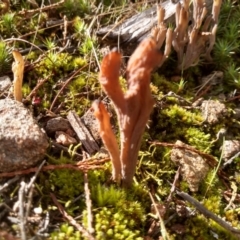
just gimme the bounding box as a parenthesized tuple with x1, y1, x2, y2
(0, 0, 240, 239)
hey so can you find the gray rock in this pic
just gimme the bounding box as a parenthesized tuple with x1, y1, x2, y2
(0, 98, 49, 172)
(201, 100, 227, 125)
(171, 140, 209, 192)
(45, 117, 70, 133)
(222, 140, 240, 161)
(0, 76, 11, 93)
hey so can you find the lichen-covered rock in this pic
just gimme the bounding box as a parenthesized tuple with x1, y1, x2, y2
(45, 117, 71, 134)
(200, 100, 227, 124)
(171, 140, 209, 192)
(221, 140, 240, 161)
(0, 98, 49, 172)
(0, 76, 11, 94)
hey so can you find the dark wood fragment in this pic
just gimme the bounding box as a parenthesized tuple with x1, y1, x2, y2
(97, 0, 213, 46)
(67, 111, 100, 155)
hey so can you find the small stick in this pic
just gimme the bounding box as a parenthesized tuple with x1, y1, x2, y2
(25, 161, 46, 219)
(18, 0, 65, 16)
(18, 181, 27, 240)
(224, 182, 237, 211)
(166, 166, 181, 203)
(0, 159, 109, 178)
(26, 74, 52, 100)
(50, 66, 87, 112)
(63, 15, 68, 47)
(150, 141, 218, 168)
(50, 193, 95, 240)
(149, 191, 171, 240)
(177, 191, 240, 238)
(84, 172, 94, 234)
(0, 176, 20, 192)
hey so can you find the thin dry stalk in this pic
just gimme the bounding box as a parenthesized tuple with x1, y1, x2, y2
(18, 181, 26, 240)
(84, 172, 94, 234)
(177, 191, 240, 238)
(50, 193, 95, 240)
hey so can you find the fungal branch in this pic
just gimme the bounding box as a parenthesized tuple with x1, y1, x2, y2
(12, 50, 24, 102)
(92, 38, 164, 187)
(172, 0, 222, 70)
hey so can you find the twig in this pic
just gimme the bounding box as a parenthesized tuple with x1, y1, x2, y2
(26, 74, 52, 100)
(224, 182, 237, 211)
(150, 141, 218, 168)
(159, 91, 192, 105)
(148, 191, 171, 240)
(50, 192, 95, 240)
(37, 211, 50, 236)
(0, 158, 109, 178)
(25, 161, 46, 220)
(27, 160, 46, 190)
(84, 172, 94, 234)
(18, 181, 26, 240)
(176, 191, 240, 238)
(49, 65, 87, 111)
(18, 0, 65, 16)
(0, 176, 20, 192)
(51, 141, 83, 157)
(63, 15, 68, 47)
(222, 151, 240, 168)
(4, 38, 44, 53)
(166, 166, 181, 203)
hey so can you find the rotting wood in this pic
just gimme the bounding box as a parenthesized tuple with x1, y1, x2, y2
(67, 111, 99, 155)
(97, 0, 213, 46)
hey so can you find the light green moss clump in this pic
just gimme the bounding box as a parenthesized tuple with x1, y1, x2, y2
(162, 104, 202, 125)
(184, 127, 211, 152)
(80, 184, 146, 240)
(51, 223, 82, 240)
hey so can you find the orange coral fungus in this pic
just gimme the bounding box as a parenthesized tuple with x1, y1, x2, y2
(91, 100, 121, 181)
(92, 38, 162, 187)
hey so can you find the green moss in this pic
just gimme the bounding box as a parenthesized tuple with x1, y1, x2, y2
(46, 155, 84, 199)
(0, 41, 11, 75)
(203, 195, 222, 215)
(72, 57, 87, 68)
(184, 127, 211, 152)
(0, 13, 16, 36)
(213, 0, 240, 89)
(162, 105, 203, 125)
(152, 73, 179, 93)
(22, 83, 31, 97)
(92, 204, 144, 240)
(51, 223, 82, 240)
(61, 0, 90, 18)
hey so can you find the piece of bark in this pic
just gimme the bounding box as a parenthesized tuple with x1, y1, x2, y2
(67, 111, 99, 155)
(97, 0, 213, 46)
